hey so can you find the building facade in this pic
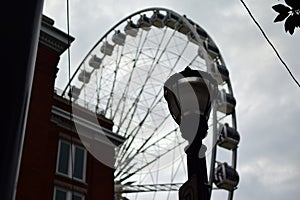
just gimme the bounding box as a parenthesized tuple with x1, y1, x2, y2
(16, 15, 124, 200)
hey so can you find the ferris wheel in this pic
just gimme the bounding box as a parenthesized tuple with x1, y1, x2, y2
(62, 7, 240, 200)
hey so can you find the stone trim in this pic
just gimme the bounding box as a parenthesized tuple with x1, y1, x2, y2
(39, 15, 75, 54)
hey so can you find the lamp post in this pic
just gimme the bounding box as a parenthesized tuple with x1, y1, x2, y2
(164, 67, 217, 200)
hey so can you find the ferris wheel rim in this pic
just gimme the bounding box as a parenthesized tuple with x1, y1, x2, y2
(62, 7, 239, 200)
(61, 7, 219, 96)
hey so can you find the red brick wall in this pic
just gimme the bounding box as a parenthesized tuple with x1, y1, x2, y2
(16, 42, 116, 200)
(52, 119, 115, 200)
(16, 43, 60, 200)
(87, 153, 114, 200)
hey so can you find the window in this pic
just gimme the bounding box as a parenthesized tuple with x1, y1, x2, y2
(56, 140, 87, 181)
(54, 187, 85, 200)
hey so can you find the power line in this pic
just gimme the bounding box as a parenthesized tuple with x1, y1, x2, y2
(67, 0, 71, 91)
(66, 0, 75, 198)
(239, 0, 300, 88)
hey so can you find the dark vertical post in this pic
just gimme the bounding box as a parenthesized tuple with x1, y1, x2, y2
(186, 147, 209, 200)
(0, 1, 44, 199)
(183, 115, 210, 200)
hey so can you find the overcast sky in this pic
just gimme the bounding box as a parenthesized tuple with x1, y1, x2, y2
(43, 0, 300, 199)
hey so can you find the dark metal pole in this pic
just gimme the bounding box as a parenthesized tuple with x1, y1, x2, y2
(0, 1, 44, 199)
(186, 148, 209, 200)
(184, 115, 210, 200)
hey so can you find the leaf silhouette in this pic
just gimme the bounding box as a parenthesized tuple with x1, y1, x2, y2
(294, 14, 300, 28)
(272, 2, 300, 35)
(272, 4, 291, 14)
(284, 0, 300, 9)
(285, 15, 297, 34)
(274, 12, 290, 22)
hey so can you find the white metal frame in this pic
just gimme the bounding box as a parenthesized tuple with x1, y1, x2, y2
(61, 7, 239, 200)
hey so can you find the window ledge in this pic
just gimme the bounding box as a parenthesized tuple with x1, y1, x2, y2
(55, 172, 88, 186)
(54, 179, 88, 194)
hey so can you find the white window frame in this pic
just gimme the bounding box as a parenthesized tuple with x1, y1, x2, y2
(53, 187, 85, 200)
(56, 139, 87, 182)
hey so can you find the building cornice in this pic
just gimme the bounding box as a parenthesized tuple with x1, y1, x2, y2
(39, 15, 75, 55)
(51, 105, 126, 147)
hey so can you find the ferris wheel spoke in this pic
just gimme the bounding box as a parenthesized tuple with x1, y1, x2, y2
(116, 116, 177, 171)
(142, 153, 159, 186)
(172, 131, 187, 180)
(113, 48, 152, 134)
(117, 111, 171, 167)
(117, 96, 165, 158)
(116, 27, 181, 136)
(115, 29, 169, 134)
(132, 40, 192, 130)
(119, 138, 186, 182)
(116, 128, 177, 178)
(116, 36, 188, 159)
(112, 30, 149, 121)
(93, 58, 107, 108)
(116, 92, 173, 158)
(166, 144, 177, 200)
(120, 40, 192, 155)
(104, 44, 126, 117)
(117, 128, 185, 179)
(166, 147, 187, 199)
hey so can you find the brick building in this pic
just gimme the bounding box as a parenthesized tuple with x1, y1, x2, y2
(16, 15, 124, 200)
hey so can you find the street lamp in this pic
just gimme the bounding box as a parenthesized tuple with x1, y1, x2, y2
(164, 66, 218, 200)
